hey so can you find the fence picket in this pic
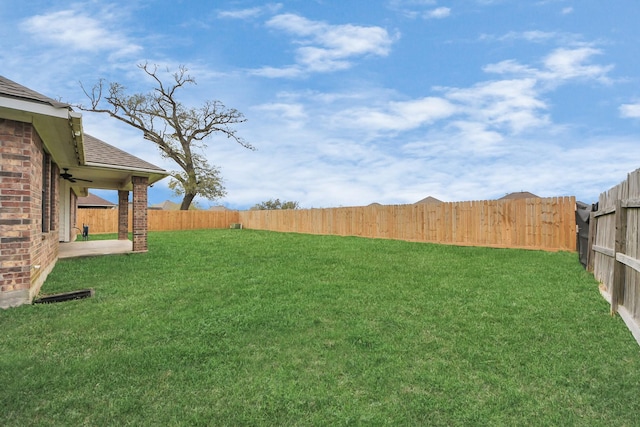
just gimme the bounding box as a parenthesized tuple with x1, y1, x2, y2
(590, 167, 640, 344)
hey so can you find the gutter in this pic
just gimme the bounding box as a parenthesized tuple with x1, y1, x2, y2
(83, 161, 168, 176)
(0, 97, 70, 119)
(69, 111, 84, 165)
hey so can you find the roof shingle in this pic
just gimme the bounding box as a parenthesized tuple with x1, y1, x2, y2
(0, 75, 69, 109)
(78, 193, 116, 207)
(83, 134, 166, 172)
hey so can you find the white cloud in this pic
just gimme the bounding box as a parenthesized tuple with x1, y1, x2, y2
(217, 3, 283, 20)
(561, 7, 574, 15)
(258, 13, 398, 76)
(250, 65, 303, 78)
(337, 97, 457, 132)
(425, 7, 451, 19)
(218, 7, 264, 20)
(254, 102, 308, 126)
(520, 30, 558, 42)
(388, 0, 438, 7)
(441, 78, 549, 134)
(446, 121, 506, 156)
(484, 46, 614, 86)
(620, 103, 640, 119)
(21, 9, 141, 58)
(328, 44, 614, 143)
(483, 59, 539, 76)
(542, 47, 613, 83)
(480, 30, 580, 45)
(388, 0, 449, 19)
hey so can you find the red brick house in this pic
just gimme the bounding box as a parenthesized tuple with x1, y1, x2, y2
(0, 76, 167, 308)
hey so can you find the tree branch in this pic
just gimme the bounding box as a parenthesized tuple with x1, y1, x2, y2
(76, 63, 251, 209)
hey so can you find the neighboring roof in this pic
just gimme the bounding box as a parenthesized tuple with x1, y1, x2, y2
(499, 191, 540, 200)
(77, 193, 116, 208)
(209, 205, 229, 211)
(0, 75, 68, 108)
(415, 196, 443, 204)
(83, 134, 166, 173)
(149, 200, 181, 210)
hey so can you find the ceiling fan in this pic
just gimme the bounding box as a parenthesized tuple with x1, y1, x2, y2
(60, 168, 93, 183)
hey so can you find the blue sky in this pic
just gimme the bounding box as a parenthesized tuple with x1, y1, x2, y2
(2, 0, 639, 209)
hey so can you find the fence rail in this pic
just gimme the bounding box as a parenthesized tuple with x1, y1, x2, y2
(588, 168, 640, 343)
(238, 197, 576, 251)
(78, 196, 576, 252)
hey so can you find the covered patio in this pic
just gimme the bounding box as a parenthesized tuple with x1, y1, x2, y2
(61, 134, 168, 252)
(59, 240, 134, 259)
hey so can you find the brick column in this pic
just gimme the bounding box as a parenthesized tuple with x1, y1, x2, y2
(132, 176, 148, 252)
(118, 190, 129, 240)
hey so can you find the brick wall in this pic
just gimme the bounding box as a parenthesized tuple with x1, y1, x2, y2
(0, 119, 60, 308)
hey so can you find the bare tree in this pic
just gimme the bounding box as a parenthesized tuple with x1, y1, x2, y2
(79, 63, 253, 210)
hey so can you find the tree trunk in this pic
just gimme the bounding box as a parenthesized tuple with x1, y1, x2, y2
(180, 193, 196, 210)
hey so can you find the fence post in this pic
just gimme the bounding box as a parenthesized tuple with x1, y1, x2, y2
(587, 211, 597, 272)
(611, 199, 627, 315)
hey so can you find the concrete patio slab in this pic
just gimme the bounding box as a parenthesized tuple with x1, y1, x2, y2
(59, 240, 134, 259)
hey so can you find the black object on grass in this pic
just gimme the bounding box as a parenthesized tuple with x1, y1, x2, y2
(33, 289, 94, 304)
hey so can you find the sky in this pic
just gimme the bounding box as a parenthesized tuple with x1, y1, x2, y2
(1, 0, 639, 209)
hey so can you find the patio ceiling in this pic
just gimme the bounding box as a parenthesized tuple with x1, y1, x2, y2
(62, 163, 168, 193)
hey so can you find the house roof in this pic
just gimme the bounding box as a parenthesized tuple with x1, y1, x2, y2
(1, 75, 168, 193)
(0, 75, 84, 167)
(63, 133, 168, 191)
(0, 76, 68, 108)
(78, 193, 116, 208)
(499, 191, 540, 200)
(83, 134, 166, 173)
(415, 196, 443, 204)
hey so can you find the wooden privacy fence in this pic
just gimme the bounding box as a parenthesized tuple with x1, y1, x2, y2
(77, 209, 240, 233)
(238, 197, 576, 251)
(78, 196, 576, 252)
(588, 168, 640, 342)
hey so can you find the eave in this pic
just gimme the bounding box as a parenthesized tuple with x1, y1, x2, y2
(0, 97, 82, 167)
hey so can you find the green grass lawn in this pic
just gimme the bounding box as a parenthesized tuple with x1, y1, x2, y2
(2, 229, 639, 426)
